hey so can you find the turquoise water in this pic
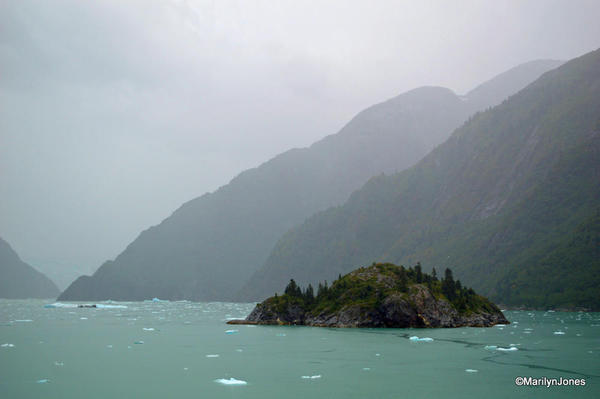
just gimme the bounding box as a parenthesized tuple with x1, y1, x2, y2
(0, 300, 598, 398)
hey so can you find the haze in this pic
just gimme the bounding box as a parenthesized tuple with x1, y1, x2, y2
(1, 0, 599, 288)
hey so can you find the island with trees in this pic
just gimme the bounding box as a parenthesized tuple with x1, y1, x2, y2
(229, 263, 508, 328)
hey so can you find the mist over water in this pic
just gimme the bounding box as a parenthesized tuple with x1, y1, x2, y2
(0, 300, 598, 398)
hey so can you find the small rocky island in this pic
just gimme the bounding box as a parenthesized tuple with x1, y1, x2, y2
(229, 263, 508, 328)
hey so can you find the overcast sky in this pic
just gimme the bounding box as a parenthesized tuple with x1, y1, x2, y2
(1, 0, 599, 285)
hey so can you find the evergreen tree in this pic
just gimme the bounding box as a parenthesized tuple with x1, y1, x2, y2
(415, 262, 423, 283)
(285, 279, 300, 297)
(442, 268, 456, 301)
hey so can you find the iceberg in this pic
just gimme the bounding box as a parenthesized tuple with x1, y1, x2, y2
(465, 369, 478, 373)
(36, 379, 49, 384)
(215, 378, 247, 385)
(1, 343, 15, 348)
(553, 331, 566, 335)
(301, 375, 322, 379)
(206, 354, 220, 358)
(484, 345, 498, 350)
(225, 329, 239, 334)
(142, 328, 155, 331)
(497, 347, 518, 352)
(409, 336, 434, 342)
(134, 340, 144, 345)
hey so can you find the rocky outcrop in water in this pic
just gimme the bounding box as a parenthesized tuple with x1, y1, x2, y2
(229, 263, 508, 328)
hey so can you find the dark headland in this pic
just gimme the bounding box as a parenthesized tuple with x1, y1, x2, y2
(228, 263, 509, 328)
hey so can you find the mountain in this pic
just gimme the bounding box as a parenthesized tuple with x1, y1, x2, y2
(59, 60, 562, 302)
(0, 237, 60, 299)
(229, 263, 508, 328)
(239, 50, 599, 310)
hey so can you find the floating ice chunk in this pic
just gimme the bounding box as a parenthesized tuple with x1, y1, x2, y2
(495, 324, 507, 327)
(1, 343, 15, 348)
(225, 329, 239, 334)
(206, 354, 220, 358)
(553, 331, 565, 335)
(215, 378, 247, 385)
(301, 375, 322, 379)
(484, 345, 498, 351)
(44, 303, 77, 309)
(95, 304, 127, 309)
(524, 328, 533, 331)
(409, 336, 434, 342)
(14, 319, 33, 322)
(375, 353, 381, 356)
(54, 361, 64, 366)
(497, 347, 518, 352)
(106, 345, 113, 349)
(134, 341, 144, 345)
(362, 368, 371, 371)
(80, 317, 88, 320)
(143, 328, 155, 331)
(151, 298, 161, 302)
(236, 349, 243, 352)
(465, 369, 478, 373)
(276, 333, 286, 337)
(36, 379, 49, 384)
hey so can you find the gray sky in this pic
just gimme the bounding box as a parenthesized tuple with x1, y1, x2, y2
(1, 0, 599, 286)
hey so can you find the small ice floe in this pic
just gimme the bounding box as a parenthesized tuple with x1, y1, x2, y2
(54, 361, 64, 366)
(142, 328, 155, 331)
(465, 369, 478, 373)
(362, 368, 371, 371)
(14, 319, 33, 322)
(206, 354, 220, 358)
(80, 317, 88, 320)
(215, 378, 247, 386)
(276, 333, 286, 337)
(409, 336, 434, 342)
(1, 343, 15, 348)
(497, 347, 518, 352)
(106, 345, 113, 349)
(36, 379, 49, 384)
(375, 353, 381, 356)
(183, 367, 189, 371)
(134, 341, 144, 345)
(235, 349, 243, 352)
(553, 331, 566, 335)
(495, 324, 507, 327)
(44, 303, 77, 309)
(95, 304, 127, 309)
(301, 375, 322, 379)
(484, 345, 497, 351)
(225, 329, 239, 334)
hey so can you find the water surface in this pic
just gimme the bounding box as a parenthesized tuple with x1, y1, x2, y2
(0, 299, 598, 398)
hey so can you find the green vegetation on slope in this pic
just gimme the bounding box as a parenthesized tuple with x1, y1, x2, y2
(265, 263, 499, 317)
(240, 49, 600, 309)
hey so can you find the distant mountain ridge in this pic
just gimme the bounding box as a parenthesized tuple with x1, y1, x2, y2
(239, 50, 599, 309)
(59, 59, 562, 302)
(0, 237, 59, 299)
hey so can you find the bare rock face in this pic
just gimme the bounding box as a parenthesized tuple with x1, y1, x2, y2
(229, 264, 509, 328)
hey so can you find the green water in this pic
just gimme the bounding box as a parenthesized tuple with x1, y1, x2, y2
(0, 300, 598, 398)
